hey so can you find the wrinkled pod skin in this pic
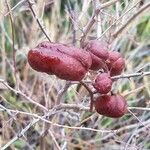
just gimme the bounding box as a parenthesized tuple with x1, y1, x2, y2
(94, 94, 127, 118)
(106, 51, 125, 76)
(28, 41, 92, 81)
(93, 73, 112, 94)
(85, 40, 109, 71)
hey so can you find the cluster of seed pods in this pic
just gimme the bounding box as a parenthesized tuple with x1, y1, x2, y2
(28, 40, 127, 118)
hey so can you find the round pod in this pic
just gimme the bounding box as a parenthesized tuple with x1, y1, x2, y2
(85, 40, 109, 70)
(93, 73, 112, 94)
(28, 41, 92, 81)
(106, 51, 125, 76)
(94, 94, 127, 118)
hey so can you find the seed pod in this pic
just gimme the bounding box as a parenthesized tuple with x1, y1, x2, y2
(106, 51, 125, 76)
(111, 57, 125, 76)
(93, 73, 112, 94)
(86, 40, 109, 60)
(28, 41, 92, 81)
(90, 53, 106, 71)
(94, 94, 127, 118)
(85, 40, 109, 70)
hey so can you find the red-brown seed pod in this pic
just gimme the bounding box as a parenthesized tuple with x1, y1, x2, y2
(28, 41, 92, 81)
(94, 94, 127, 118)
(106, 51, 125, 76)
(93, 73, 112, 94)
(85, 40, 109, 70)
(89, 53, 106, 71)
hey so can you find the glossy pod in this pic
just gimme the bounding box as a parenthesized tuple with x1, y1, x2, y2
(94, 94, 127, 118)
(28, 41, 92, 81)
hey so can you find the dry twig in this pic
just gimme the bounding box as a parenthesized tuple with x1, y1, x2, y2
(80, 0, 120, 47)
(0, 79, 48, 111)
(113, 1, 150, 38)
(26, 0, 51, 42)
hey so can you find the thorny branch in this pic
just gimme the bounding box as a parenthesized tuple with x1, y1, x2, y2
(56, 81, 71, 105)
(0, 79, 48, 111)
(0, 108, 56, 150)
(80, 81, 94, 111)
(0, 71, 149, 110)
(0, 69, 149, 149)
(26, 0, 51, 42)
(71, 71, 150, 84)
(1, 69, 150, 149)
(97, 0, 142, 40)
(0, 103, 106, 150)
(1, 118, 39, 150)
(113, 1, 150, 38)
(4, 0, 25, 16)
(1, 101, 150, 150)
(5, 0, 18, 89)
(1, 1, 150, 149)
(80, 0, 120, 47)
(111, 71, 150, 80)
(48, 130, 61, 150)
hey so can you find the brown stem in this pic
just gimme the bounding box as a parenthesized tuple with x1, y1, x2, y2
(113, 1, 150, 38)
(27, 0, 51, 42)
(80, 0, 120, 47)
(80, 81, 94, 111)
(56, 81, 71, 105)
(5, 0, 18, 89)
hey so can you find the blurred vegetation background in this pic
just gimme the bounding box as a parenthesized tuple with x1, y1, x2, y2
(0, 0, 150, 150)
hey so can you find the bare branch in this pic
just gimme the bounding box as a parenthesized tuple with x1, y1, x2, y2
(111, 71, 150, 80)
(26, 0, 51, 42)
(48, 130, 61, 150)
(4, 0, 25, 17)
(56, 81, 71, 105)
(80, 81, 94, 111)
(113, 1, 150, 38)
(5, 0, 18, 89)
(80, 0, 120, 47)
(1, 107, 57, 150)
(72, 71, 150, 84)
(1, 118, 39, 150)
(0, 103, 107, 150)
(97, 0, 141, 40)
(0, 79, 48, 111)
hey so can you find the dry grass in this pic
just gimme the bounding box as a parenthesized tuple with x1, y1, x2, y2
(0, 0, 150, 149)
